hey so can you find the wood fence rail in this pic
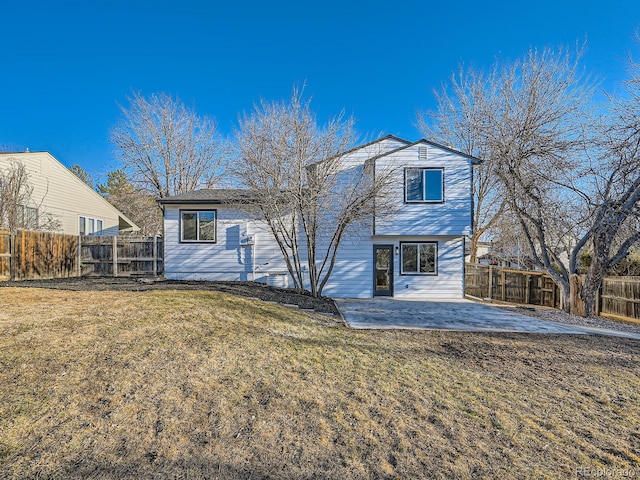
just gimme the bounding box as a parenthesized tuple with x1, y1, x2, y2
(465, 263, 640, 323)
(0, 229, 78, 281)
(80, 235, 163, 277)
(0, 230, 163, 281)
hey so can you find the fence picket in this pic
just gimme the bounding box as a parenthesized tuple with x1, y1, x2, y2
(0, 230, 164, 281)
(465, 263, 640, 322)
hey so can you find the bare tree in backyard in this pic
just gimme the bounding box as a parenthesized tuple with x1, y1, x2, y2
(425, 46, 597, 312)
(418, 65, 506, 263)
(571, 59, 640, 316)
(234, 89, 398, 297)
(111, 92, 226, 200)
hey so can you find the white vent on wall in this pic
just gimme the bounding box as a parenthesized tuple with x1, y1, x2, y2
(418, 146, 428, 159)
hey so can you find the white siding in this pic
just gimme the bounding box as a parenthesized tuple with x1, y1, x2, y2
(375, 143, 473, 236)
(162, 138, 471, 299)
(310, 226, 375, 298)
(388, 236, 465, 299)
(318, 234, 465, 299)
(0, 152, 133, 235)
(163, 205, 289, 281)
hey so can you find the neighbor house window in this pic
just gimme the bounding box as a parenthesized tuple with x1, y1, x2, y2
(405, 168, 444, 203)
(401, 242, 437, 275)
(181, 210, 217, 242)
(79, 216, 103, 235)
(20, 205, 38, 229)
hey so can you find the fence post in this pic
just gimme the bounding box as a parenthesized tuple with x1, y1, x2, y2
(10, 232, 16, 281)
(488, 265, 493, 300)
(501, 269, 506, 301)
(77, 235, 82, 277)
(525, 274, 531, 304)
(113, 236, 118, 277)
(153, 235, 158, 277)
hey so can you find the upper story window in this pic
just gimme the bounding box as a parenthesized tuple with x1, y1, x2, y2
(181, 210, 216, 243)
(405, 168, 444, 203)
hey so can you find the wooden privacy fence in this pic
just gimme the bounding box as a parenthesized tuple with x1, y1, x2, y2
(599, 276, 640, 323)
(0, 230, 163, 281)
(80, 235, 163, 277)
(466, 263, 640, 323)
(0, 229, 78, 281)
(465, 263, 561, 309)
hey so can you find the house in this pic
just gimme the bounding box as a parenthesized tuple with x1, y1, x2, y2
(159, 135, 480, 298)
(0, 151, 138, 235)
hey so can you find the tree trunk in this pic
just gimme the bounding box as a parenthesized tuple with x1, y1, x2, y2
(569, 274, 585, 316)
(469, 234, 479, 264)
(581, 261, 607, 317)
(558, 279, 571, 313)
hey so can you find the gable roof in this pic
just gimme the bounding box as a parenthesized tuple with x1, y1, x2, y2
(339, 134, 411, 156)
(365, 139, 484, 165)
(0, 151, 139, 232)
(158, 189, 259, 205)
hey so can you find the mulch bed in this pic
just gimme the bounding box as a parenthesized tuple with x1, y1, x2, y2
(0, 276, 341, 315)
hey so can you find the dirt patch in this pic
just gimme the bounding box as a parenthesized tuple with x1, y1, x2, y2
(0, 276, 340, 315)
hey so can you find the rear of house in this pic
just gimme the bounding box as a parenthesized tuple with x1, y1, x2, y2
(160, 135, 478, 298)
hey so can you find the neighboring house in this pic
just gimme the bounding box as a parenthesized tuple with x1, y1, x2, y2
(159, 135, 480, 298)
(0, 151, 138, 235)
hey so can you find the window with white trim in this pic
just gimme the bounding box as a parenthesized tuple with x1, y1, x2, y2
(181, 210, 217, 242)
(405, 168, 444, 203)
(79, 216, 103, 235)
(19, 205, 39, 229)
(401, 242, 437, 275)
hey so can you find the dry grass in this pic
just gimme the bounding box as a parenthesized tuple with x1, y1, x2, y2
(1, 287, 639, 479)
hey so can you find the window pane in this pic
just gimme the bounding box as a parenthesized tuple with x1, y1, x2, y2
(96, 220, 103, 233)
(25, 207, 38, 229)
(424, 170, 443, 201)
(182, 212, 197, 240)
(405, 169, 423, 201)
(375, 248, 391, 290)
(402, 244, 418, 273)
(88, 218, 95, 234)
(198, 211, 216, 241)
(79, 217, 86, 235)
(419, 243, 436, 273)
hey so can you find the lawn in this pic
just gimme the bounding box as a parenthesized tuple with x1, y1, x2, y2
(1, 287, 639, 479)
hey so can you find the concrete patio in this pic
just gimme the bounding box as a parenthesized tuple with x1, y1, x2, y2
(335, 298, 640, 339)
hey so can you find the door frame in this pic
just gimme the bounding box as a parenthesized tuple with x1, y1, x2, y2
(373, 244, 394, 296)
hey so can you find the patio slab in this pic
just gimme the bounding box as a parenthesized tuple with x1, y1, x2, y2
(335, 298, 640, 339)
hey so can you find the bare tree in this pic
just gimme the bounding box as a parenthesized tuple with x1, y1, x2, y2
(0, 159, 61, 232)
(233, 89, 397, 297)
(424, 46, 598, 312)
(571, 57, 640, 315)
(111, 92, 226, 199)
(98, 169, 162, 235)
(419, 65, 506, 263)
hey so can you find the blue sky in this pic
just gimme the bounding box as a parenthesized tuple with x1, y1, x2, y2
(1, 0, 639, 182)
